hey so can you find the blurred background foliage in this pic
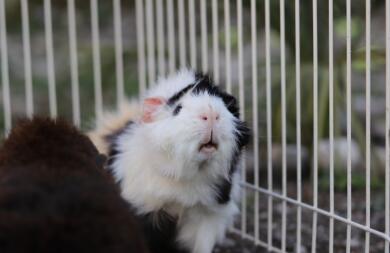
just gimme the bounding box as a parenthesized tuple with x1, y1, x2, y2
(1, 0, 388, 190)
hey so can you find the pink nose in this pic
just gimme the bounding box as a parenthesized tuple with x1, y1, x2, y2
(199, 111, 220, 126)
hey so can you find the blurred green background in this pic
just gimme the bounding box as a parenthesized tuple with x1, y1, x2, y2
(1, 0, 389, 193)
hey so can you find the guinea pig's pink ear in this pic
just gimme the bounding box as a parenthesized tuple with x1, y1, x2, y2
(142, 97, 166, 123)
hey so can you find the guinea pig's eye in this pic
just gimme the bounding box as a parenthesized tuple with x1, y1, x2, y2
(173, 104, 182, 116)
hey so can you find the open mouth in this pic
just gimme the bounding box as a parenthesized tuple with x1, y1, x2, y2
(199, 140, 218, 153)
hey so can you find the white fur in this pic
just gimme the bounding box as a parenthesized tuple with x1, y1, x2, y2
(90, 69, 243, 253)
(146, 69, 197, 100)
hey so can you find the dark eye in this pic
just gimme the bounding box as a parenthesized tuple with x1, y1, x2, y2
(173, 104, 182, 116)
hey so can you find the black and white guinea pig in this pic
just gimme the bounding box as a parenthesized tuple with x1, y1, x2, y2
(88, 69, 251, 253)
(0, 118, 149, 253)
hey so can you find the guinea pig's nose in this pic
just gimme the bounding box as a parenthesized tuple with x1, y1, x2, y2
(199, 111, 220, 125)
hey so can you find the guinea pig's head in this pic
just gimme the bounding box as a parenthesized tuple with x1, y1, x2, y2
(140, 70, 250, 179)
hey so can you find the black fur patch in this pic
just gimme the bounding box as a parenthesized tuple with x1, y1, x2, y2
(234, 120, 251, 149)
(172, 104, 183, 116)
(215, 178, 233, 204)
(215, 121, 250, 204)
(167, 84, 195, 106)
(105, 120, 134, 183)
(193, 72, 240, 118)
(132, 209, 187, 253)
(216, 149, 241, 204)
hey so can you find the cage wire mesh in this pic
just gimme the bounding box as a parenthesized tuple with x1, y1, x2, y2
(0, 0, 389, 252)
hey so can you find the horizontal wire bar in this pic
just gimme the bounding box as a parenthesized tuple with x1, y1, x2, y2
(230, 228, 290, 253)
(240, 182, 390, 243)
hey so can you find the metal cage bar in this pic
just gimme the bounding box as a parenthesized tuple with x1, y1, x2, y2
(346, 0, 353, 251)
(21, 0, 33, 118)
(0, 0, 10, 134)
(145, 0, 156, 84)
(365, 0, 371, 252)
(295, 0, 302, 252)
(265, 0, 273, 250)
(328, 0, 335, 252)
(90, 0, 103, 119)
(312, 0, 319, 252)
(68, 0, 81, 126)
(156, 0, 165, 77)
(114, 0, 125, 107)
(178, 0, 186, 69)
(280, 0, 287, 251)
(44, 0, 57, 118)
(250, 0, 260, 244)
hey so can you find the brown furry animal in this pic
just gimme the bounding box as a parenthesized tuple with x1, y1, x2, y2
(0, 118, 148, 253)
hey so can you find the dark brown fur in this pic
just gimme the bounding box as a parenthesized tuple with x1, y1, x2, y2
(0, 118, 148, 253)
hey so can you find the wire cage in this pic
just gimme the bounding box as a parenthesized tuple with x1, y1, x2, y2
(0, 0, 389, 252)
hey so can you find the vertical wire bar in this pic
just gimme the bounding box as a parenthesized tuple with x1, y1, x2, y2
(329, 0, 335, 252)
(295, 0, 302, 252)
(21, 0, 33, 118)
(177, 0, 186, 68)
(265, 0, 273, 249)
(312, 0, 319, 252)
(68, 0, 81, 127)
(178, 0, 186, 68)
(0, 0, 11, 134)
(167, 0, 176, 74)
(136, 0, 146, 96)
(114, 0, 125, 108)
(237, 0, 246, 236)
(211, 0, 219, 82)
(250, 0, 259, 244)
(90, 0, 103, 120)
(385, 0, 390, 251)
(188, 0, 196, 69)
(200, 0, 208, 72)
(224, 0, 231, 92)
(145, 0, 156, 84)
(346, 0, 352, 251)
(156, 0, 165, 76)
(44, 0, 57, 118)
(280, 0, 287, 251)
(365, 0, 371, 252)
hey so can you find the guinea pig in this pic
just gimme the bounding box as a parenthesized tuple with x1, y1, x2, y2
(0, 118, 148, 253)
(88, 69, 251, 253)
